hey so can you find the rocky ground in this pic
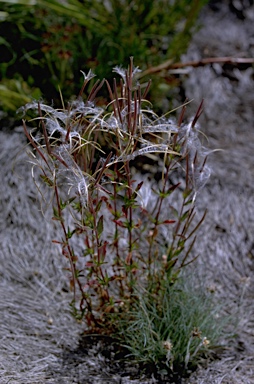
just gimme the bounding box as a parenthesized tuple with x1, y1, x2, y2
(1, 1, 254, 383)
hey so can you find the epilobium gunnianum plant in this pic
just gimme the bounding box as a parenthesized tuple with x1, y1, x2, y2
(21, 58, 214, 372)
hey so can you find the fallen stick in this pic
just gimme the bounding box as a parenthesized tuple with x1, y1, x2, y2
(139, 57, 254, 77)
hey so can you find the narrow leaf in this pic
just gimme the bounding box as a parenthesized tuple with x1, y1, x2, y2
(159, 219, 176, 225)
(97, 215, 104, 238)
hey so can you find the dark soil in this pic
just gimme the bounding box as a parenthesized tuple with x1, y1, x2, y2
(51, 334, 193, 384)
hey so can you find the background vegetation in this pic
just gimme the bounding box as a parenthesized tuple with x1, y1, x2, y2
(0, 0, 208, 119)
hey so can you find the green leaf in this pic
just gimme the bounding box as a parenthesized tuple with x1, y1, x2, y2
(180, 210, 190, 222)
(59, 198, 66, 210)
(183, 188, 192, 199)
(52, 206, 63, 221)
(171, 246, 184, 258)
(95, 199, 102, 213)
(0, 0, 36, 5)
(67, 196, 76, 205)
(166, 257, 178, 270)
(60, 197, 76, 211)
(40, 174, 54, 187)
(131, 181, 144, 200)
(97, 215, 104, 238)
(67, 227, 76, 239)
(184, 198, 194, 206)
(166, 182, 181, 195)
(83, 248, 94, 257)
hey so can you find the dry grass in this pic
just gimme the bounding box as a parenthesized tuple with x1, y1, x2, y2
(1, 2, 254, 382)
(0, 130, 85, 384)
(0, 122, 253, 383)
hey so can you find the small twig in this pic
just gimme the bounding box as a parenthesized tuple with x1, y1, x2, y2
(170, 56, 254, 69)
(139, 56, 254, 77)
(138, 59, 173, 77)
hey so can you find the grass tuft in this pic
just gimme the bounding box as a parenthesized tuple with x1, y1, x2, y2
(116, 276, 233, 375)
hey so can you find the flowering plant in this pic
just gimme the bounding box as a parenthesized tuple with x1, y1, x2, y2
(21, 59, 210, 334)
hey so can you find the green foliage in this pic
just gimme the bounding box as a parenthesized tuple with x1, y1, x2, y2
(0, 0, 208, 113)
(21, 60, 215, 373)
(0, 77, 41, 113)
(117, 276, 232, 374)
